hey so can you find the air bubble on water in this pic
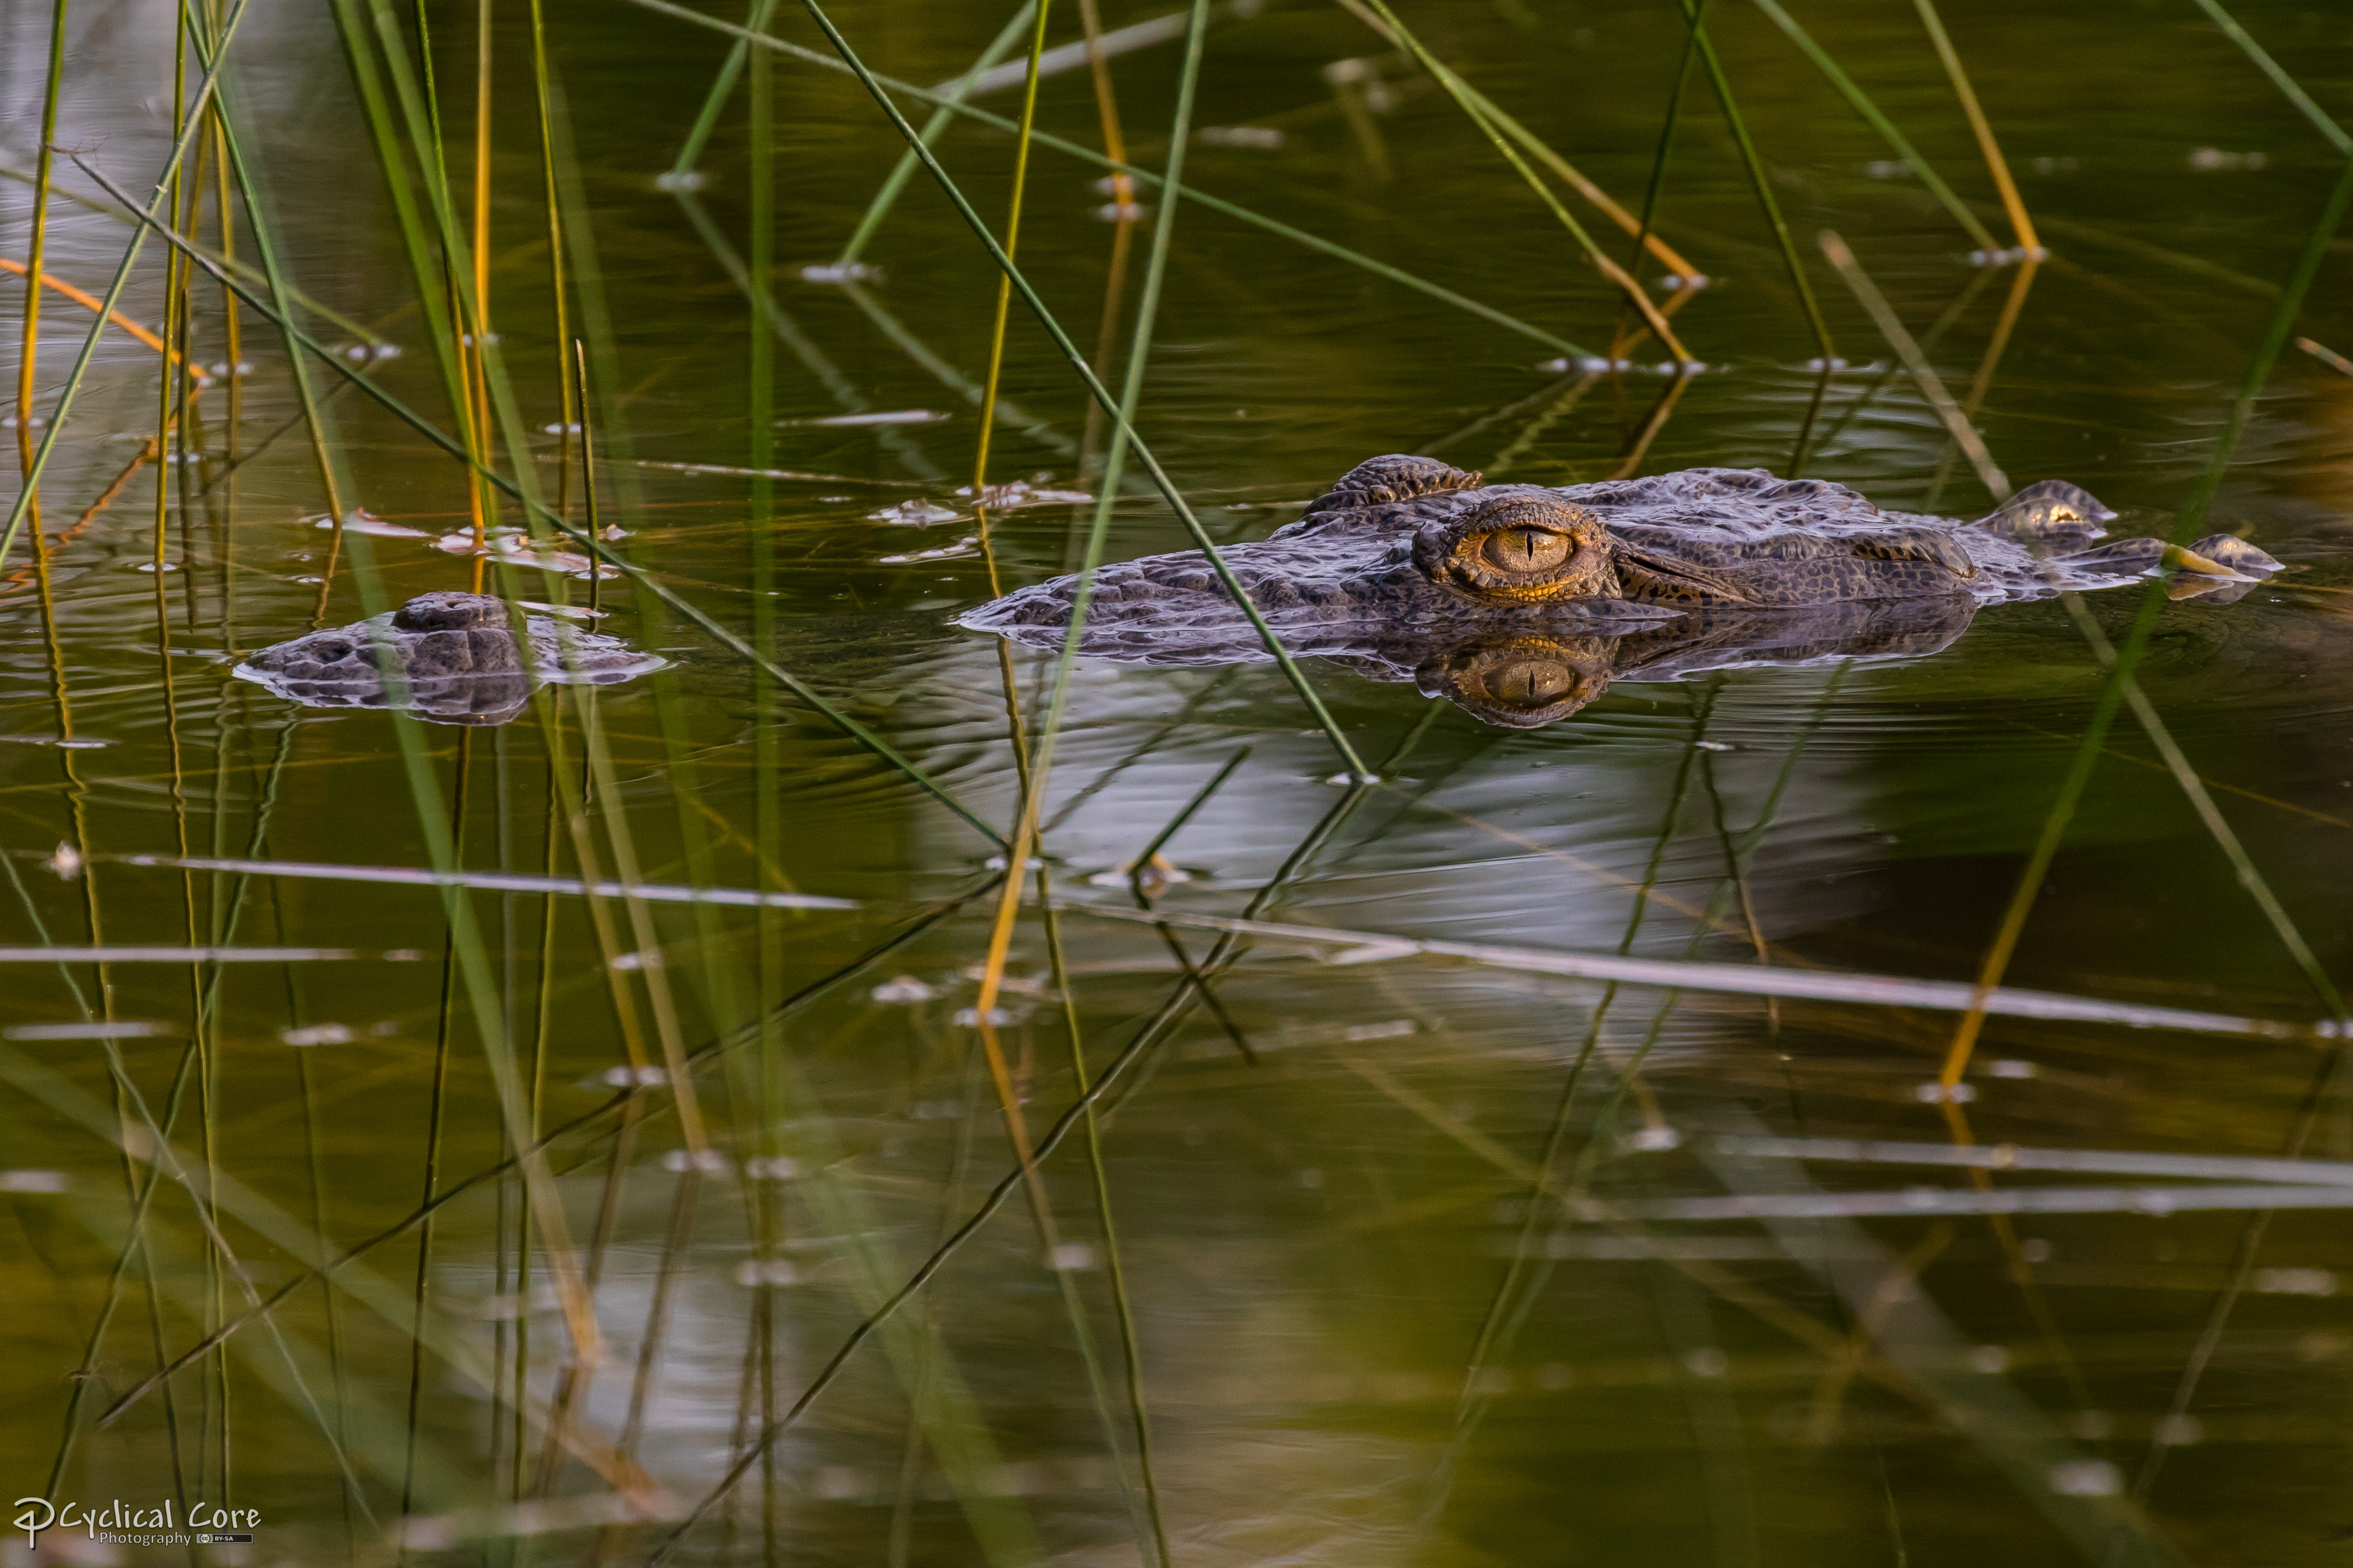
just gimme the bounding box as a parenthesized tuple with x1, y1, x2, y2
(280, 1023, 357, 1046)
(798, 261, 880, 284)
(870, 975, 938, 1004)
(654, 168, 707, 192)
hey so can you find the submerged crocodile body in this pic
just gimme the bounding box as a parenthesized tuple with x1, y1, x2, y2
(960, 457, 2281, 726)
(235, 592, 662, 725)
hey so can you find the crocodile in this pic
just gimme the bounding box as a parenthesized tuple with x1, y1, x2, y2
(234, 591, 663, 725)
(959, 456, 2282, 726)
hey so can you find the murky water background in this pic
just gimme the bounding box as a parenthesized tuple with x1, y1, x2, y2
(5, 1, 2353, 1563)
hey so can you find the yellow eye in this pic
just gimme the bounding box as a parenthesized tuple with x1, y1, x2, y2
(1479, 528, 1571, 572)
(1492, 658, 1573, 705)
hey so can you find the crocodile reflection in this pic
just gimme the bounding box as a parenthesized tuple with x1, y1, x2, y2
(234, 591, 662, 726)
(1369, 597, 1976, 727)
(961, 456, 2282, 726)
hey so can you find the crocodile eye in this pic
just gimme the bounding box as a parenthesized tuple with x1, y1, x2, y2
(1479, 528, 1570, 572)
(1493, 658, 1572, 705)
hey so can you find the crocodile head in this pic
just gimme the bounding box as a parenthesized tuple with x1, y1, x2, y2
(235, 592, 662, 726)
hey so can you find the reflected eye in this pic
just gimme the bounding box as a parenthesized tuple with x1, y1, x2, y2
(1479, 528, 1571, 572)
(1492, 659, 1573, 705)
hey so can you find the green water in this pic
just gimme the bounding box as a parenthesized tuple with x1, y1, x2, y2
(5, 1, 2353, 1563)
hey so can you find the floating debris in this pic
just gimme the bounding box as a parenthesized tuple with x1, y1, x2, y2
(798, 261, 881, 284)
(435, 529, 619, 579)
(956, 476, 1094, 510)
(878, 535, 979, 564)
(44, 842, 83, 880)
(868, 499, 963, 526)
(2188, 147, 2267, 171)
(1094, 201, 1151, 222)
(870, 975, 939, 1004)
(4, 1021, 165, 1041)
(781, 409, 949, 428)
(0, 1171, 67, 1193)
(1969, 245, 2051, 267)
(1657, 273, 1712, 291)
(2255, 1268, 2338, 1297)
(280, 1021, 396, 1046)
(2047, 1461, 2122, 1498)
(1087, 857, 1192, 894)
(652, 168, 707, 192)
(661, 1148, 728, 1174)
(311, 508, 427, 539)
(603, 1064, 669, 1088)
(1196, 124, 1284, 149)
(336, 341, 401, 362)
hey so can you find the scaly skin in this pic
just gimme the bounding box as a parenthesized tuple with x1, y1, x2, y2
(960, 455, 2283, 725)
(235, 591, 661, 726)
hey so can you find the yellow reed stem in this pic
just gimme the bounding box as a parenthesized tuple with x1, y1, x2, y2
(1913, 0, 2041, 256)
